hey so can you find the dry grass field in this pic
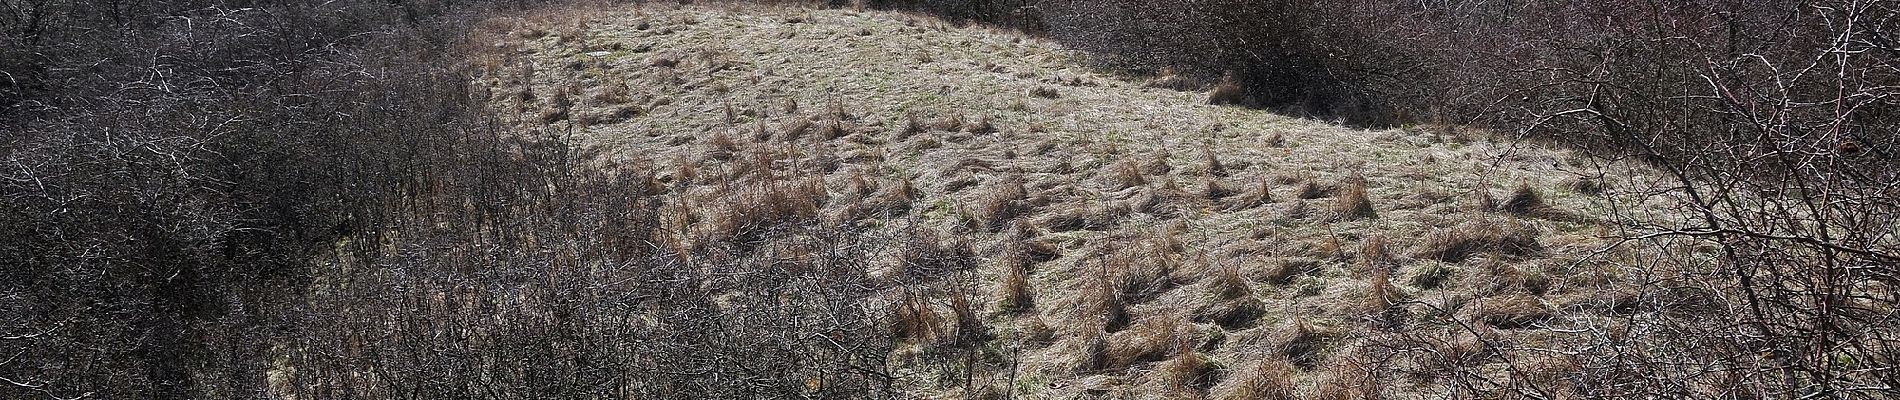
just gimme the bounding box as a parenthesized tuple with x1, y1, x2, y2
(475, 3, 1693, 397)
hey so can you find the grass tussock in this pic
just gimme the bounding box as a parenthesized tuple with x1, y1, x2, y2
(1332, 175, 1376, 220)
(1413, 218, 1544, 263)
(1207, 73, 1246, 106)
(1208, 262, 1252, 300)
(1154, 345, 1219, 394)
(995, 253, 1034, 314)
(1201, 177, 1238, 200)
(1203, 147, 1228, 177)
(1109, 159, 1147, 189)
(1276, 319, 1333, 369)
(1495, 182, 1548, 215)
(1212, 359, 1297, 400)
(971, 174, 1029, 231)
(1464, 294, 1554, 329)
(895, 296, 946, 344)
(1104, 315, 1188, 370)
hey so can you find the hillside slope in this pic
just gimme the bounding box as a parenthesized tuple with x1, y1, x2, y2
(481, 4, 1667, 398)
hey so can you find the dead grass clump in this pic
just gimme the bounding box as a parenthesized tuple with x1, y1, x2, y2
(1196, 296, 1267, 330)
(1204, 147, 1228, 177)
(1108, 159, 1147, 189)
(963, 115, 995, 134)
(1413, 219, 1544, 263)
(705, 131, 739, 160)
(1222, 181, 1275, 211)
(932, 114, 965, 131)
(1263, 257, 1322, 285)
(895, 296, 945, 344)
(781, 118, 813, 141)
(1295, 179, 1330, 199)
(1465, 294, 1554, 329)
(1154, 345, 1219, 394)
(972, 175, 1028, 231)
(1146, 67, 1198, 91)
(1201, 177, 1238, 200)
(1276, 319, 1334, 369)
(950, 292, 990, 344)
(1495, 182, 1548, 215)
(1105, 316, 1187, 370)
(1207, 73, 1246, 106)
(1028, 86, 1060, 98)
(1332, 175, 1376, 220)
(1208, 262, 1253, 300)
(996, 253, 1034, 314)
(1212, 359, 1297, 400)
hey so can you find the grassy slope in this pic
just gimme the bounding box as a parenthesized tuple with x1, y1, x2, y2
(481, 3, 1671, 398)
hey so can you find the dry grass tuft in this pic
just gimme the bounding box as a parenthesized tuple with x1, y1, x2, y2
(963, 115, 996, 133)
(1207, 73, 1246, 106)
(932, 114, 965, 132)
(1154, 344, 1219, 394)
(1105, 315, 1188, 370)
(895, 296, 945, 344)
(782, 118, 814, 141)
(1465, 294, 1554, 329)
(1495, 182, 1548, 215)
(1109, 159, 1147, 189)
(1208, 262, 1253, 300)
(1413, 219, 1544, 263)
(1222, 180, 1275, 211)
(971, 174, 1029, 231)
(1332, 175, 1376, 220)
(996, 252, 1034, 314)
(1295, 179, 1330, 199)
(950, 291, 989, 344)
(1263, 257, 1321, 285)
(1201, 177, 1238, 200)
(1146, 66, 1198, 91)
(1276, 319, 1333, 369)
(1203, 147, 1228, 177)
(1212, 359, 1297, 400)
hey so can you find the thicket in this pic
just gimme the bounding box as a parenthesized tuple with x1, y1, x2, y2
(0, 0, 916, 398)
